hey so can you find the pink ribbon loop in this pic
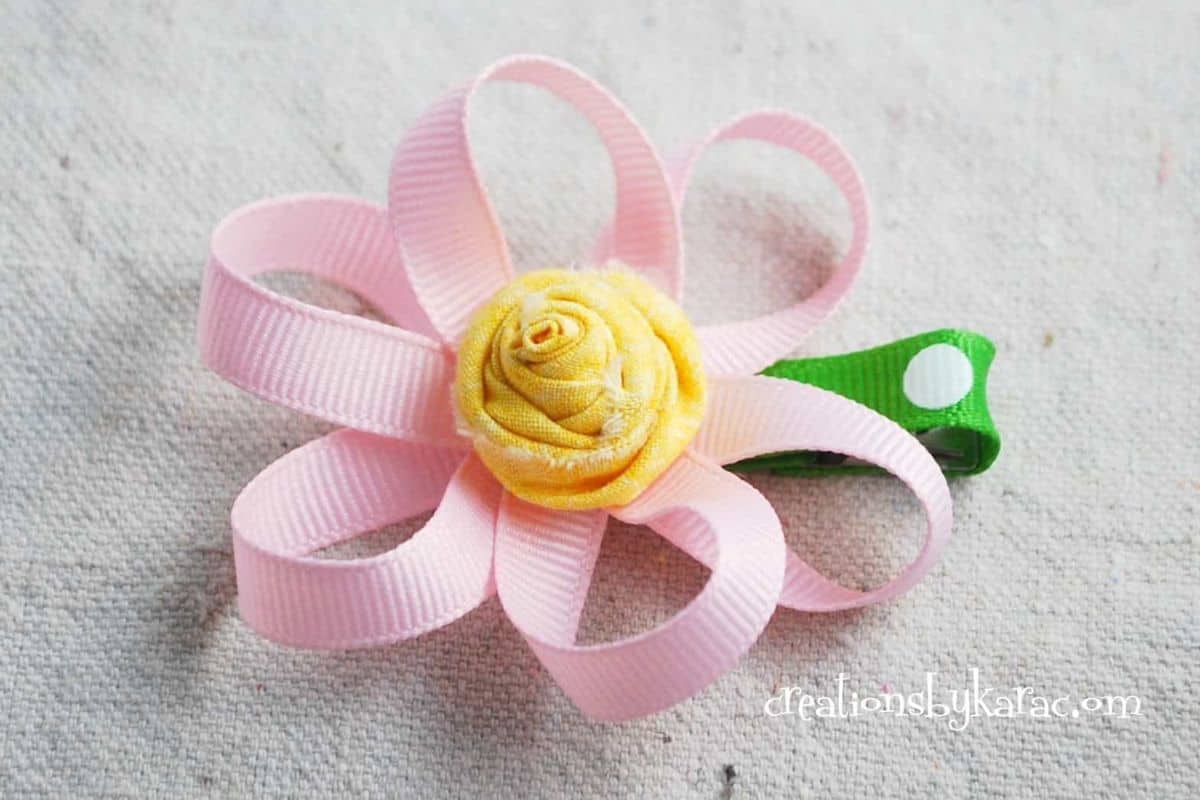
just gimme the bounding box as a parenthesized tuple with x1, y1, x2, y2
(232, 430, 495, 648)
(669, 112, 871, 377)
(495, 452, 785, 721)
(389, 54, 682, 346)
(694, 376, 953, 610)
(198, 195, 457, 444)
(199, 54, 956, 720)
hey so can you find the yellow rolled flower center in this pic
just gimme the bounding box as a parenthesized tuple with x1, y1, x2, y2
(454, 266, 707, 510)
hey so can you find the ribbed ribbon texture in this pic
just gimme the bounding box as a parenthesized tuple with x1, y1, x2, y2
(197, 54, 954, 721)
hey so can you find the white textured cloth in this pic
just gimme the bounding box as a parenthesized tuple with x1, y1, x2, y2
(3, 1, 1198, 797)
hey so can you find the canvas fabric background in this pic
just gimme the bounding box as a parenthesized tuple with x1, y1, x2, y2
(2, 1, 1198, 797)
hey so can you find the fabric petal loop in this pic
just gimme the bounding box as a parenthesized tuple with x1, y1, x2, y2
(492, 503, 609, 648)
(199, 194, 459, 444)
(231, 430, 499, 648)
(693, 376, 953, 610)
(389, 54, 681, 345)
(495, 452, 786, 721)
(678, 112, 871, 376)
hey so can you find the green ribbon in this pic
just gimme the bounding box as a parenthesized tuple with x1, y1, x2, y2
(728, 329, 1000, 477)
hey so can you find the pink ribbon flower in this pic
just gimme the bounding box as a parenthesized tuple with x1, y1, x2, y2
(198, 55, 952, 721)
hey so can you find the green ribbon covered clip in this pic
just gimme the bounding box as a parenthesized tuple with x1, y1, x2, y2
(728, 329, 1000, 477)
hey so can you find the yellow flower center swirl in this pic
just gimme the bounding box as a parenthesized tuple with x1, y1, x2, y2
(455, 267, 707, 510)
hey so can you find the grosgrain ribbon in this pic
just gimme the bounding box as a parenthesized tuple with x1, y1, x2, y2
(731, 329, 1001, 476)
(198, 54, 958, 721)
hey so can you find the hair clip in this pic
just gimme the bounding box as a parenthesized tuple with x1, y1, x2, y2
(198, 54, 998, 721)
(733, 329, 1000, 476)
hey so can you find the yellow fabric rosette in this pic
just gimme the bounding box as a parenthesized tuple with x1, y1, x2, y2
(454, 267, 706, 510)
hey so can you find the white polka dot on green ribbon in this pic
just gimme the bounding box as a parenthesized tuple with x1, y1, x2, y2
(729, 329, 1000, 476)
